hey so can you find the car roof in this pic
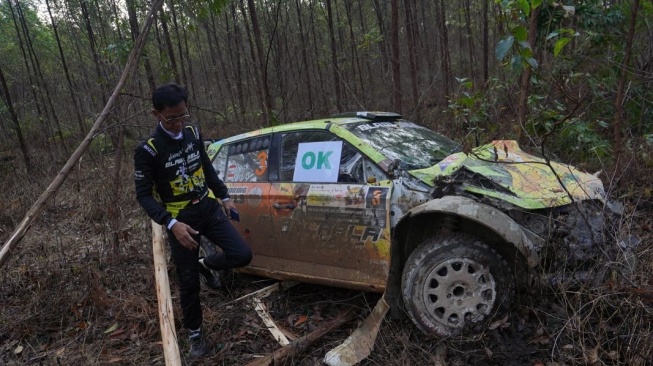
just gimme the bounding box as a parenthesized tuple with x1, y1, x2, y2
(217, 111, 403, 144)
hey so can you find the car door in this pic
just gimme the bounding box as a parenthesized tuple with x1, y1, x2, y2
(269, 130, 392, 289)
(211, 135, 277, 264)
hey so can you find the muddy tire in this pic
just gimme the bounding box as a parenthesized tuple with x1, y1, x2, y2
(401, 232, 514, 337)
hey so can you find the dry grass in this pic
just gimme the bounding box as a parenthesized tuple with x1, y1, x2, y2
(0, 143, 652, 366)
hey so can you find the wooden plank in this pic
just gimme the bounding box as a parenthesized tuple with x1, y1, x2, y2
(152, 222, 181, 365)
(251, 297, 290, 346)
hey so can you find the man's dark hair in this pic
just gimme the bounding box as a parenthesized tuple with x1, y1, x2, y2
(152, 83, 188, 111)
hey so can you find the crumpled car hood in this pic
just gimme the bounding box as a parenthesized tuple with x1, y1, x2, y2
(409, 140, 606, 210)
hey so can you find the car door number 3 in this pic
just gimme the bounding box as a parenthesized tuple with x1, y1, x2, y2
(255, 151, 268, 176)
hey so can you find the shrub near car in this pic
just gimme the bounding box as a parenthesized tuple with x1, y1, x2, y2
(205, 111, 611, 337)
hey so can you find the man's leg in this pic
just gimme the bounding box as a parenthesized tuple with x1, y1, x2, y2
(200, 206, 252, 271)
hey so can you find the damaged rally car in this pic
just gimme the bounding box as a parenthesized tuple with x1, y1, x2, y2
(204, 111, 623, 337)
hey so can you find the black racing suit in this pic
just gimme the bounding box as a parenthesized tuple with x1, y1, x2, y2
(134, 123, 252, 330)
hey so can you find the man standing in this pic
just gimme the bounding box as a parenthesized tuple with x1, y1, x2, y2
(134, 83, 252, 358)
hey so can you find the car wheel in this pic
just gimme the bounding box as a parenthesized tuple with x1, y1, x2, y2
(401, 232, 514, 337)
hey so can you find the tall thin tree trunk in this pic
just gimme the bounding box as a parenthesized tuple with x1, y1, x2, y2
(46, 0, 86, 135)
(326, 0, 342, 111)
(169, 1, 188, 85)
(295, 0, 313, 118)
(517, 6, 540, 141)
(390, 0, 402, 112)
(309, 0, 326, 112)
(158, 9, 180, 84)
(464, 0, 476, 84)
(404, 0, 418, 111)
(231, 2, 247, 122)
(0, 66, 31, 171)
(436, 0, 451, 98)
(613, 0, 640, 175)
(80, 0, 108, 105)
(247, 0, 275, 125)
(482, 0, 489, 84)
(372, 0, 389, 77)
(239, 0, 267, 123)
(126, 0, 156, 93)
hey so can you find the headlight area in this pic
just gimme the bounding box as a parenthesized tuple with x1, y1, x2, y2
(506, 200, 632, 274)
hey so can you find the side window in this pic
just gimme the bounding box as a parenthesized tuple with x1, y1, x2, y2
(212, 146, 228, 180)
(224, 136, 270, 182)
(280, 131, 364, 183)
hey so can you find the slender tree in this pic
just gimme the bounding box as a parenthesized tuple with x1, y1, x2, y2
(390, 0, 401, 112)
(0, 65, 31, 171)
(326, 0, 342, 111)
(613, 0, 641, 175)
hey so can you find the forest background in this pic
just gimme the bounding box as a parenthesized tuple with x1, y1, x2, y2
(0, 0, 652, 365)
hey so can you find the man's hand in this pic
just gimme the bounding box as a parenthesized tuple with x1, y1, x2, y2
(170, 221, 199, 250)
(223, 199, 237, 219)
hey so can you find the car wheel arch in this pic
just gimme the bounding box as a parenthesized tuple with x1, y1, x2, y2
(385, 196, 539, 319)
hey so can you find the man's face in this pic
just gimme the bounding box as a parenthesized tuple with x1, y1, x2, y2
(153, 102, 189, 135)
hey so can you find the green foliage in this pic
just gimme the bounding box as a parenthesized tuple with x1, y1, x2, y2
(358, 29, 383, 51)
(447, 77, 507, 142)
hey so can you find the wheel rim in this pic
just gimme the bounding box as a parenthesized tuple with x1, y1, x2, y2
(421, 258, 496, 329)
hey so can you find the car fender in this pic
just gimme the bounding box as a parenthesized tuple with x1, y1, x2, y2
(400, 195, 541, 268)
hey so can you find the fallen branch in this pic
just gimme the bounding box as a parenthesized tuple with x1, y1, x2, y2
(245, 307, 358, 366)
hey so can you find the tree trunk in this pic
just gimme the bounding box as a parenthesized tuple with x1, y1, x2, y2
(482, 0, 489, 84)
(404, 0, 418, 111)
(517, 6, 540, 142)
(238, 0, 266, 125)
(325, 0, 342, 111)
(169, 1, 188, 85)
(464, 0, 476, 84)
(390, 0, 402, 112)
(613, 0, 640, 176)
(372, 0, 389, 78)
(295, 0, 314, 119)
(158, 8, 181, 84)
(126, 0, 156, 93)
(0, 66, 31, 171)
(230, 2, 247, 122)
(247, 0, 275, 125)
(46, 0, 86, 136)
(80, 0, 108, 106)
(436, 0, 451, 98)
(309, 0, 327, 112)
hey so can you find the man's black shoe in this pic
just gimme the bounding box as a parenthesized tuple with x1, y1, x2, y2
(199, 258, 222, 290)
(188, 328, 208, 359)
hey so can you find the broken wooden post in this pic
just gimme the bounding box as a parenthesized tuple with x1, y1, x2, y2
(152, 221, 181, 366)
(245, 307, 358, 366)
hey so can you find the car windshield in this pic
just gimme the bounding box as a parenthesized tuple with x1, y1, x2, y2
(344, 121, 461, 170)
